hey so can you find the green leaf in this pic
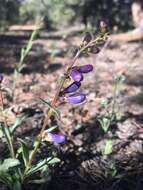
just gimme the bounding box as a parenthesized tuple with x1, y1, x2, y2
(28, 178, 48, 184)
(0, 172, 13, 186)
(46, 125, 57, 133)
(111, 164, 117, 177)
(75, 124, 82, 130)
(41, 165, 50, 179)
(28, 166, 51, 184)
(17, 138, 29, 167)
(113, 74, 125, 83)
(26, 158, 51, 177)
(0, 129, 3, 138)
(100, 99, 108, 109)
(0, 123, 4, 138)
(13, 181, 22, 190)
(104, 139, 113, 155)
(11, 114, 28, 133)
(48, 157, 60, 165)
(26, 157, 60, 178)
(0, 158, 20, 172)
(18, 64, 26, 72)
(99, 117, 110, 132)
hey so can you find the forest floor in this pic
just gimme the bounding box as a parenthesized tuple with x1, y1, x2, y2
(0, 30, 143, 190)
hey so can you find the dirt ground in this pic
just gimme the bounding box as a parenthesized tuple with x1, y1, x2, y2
(0, 32, 143, 190)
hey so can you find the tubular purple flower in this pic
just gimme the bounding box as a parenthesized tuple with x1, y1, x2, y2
(67, 93, 86, 104)
(42, 132, 65, 143)
(50, 133, 65, 143)
(63, 81, 81, 93)
(78, 64, 93, 73)
(70, 69, 83, 82)
(0, 74, 3, 83)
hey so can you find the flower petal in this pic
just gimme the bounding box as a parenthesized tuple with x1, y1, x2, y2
(67, 93, 86, 104)
(78, 64, 93, 73)
(70, 69, 83, 82)
(50, 133, 65, 143)
(63, 81, 81, 93)
(42, 132, 65, 143)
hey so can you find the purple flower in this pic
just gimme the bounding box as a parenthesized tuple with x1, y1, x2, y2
(63, 81, 81, 93)
(70, 69, 83, 82)
(0, 74, 3, 83)
(67, 93, 86, 104)
(78, 64, 93, 73)
(50, 133, 65, 143)
(42, 132, 66, 143)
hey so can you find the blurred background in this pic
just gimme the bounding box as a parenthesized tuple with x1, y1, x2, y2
(0, 0, 134, 32)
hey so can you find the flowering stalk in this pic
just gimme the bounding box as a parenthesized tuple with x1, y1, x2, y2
(23, 28, 109, 180)
(12, 24, 40, 101)
(22, 50, 80, 180)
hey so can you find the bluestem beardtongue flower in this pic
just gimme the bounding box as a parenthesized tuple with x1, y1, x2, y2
(67, 93, 86, 104)
(0, 74, 3, 83)
(63, 81, 81, 93)
(42, 131, 65, 143)
(70, 69, 83, 82)
(78, 64, 93, 73)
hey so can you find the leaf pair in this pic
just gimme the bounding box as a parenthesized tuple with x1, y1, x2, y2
(25, 157, 60, 179)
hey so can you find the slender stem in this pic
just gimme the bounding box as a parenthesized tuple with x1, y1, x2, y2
(0, 86, 15, 158)
(13, 26, 39, 101)
(23, 50, 80, 180)
(111, 81, 118, 120)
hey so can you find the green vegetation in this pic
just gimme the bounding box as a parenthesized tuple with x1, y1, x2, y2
(0, 0, 133, 30)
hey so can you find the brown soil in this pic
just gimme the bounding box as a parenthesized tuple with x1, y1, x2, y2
(0, 31, 143, 190)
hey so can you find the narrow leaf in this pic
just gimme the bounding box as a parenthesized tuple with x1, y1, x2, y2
(0, 158, 20, 172)
(11, 113, 28, 133)
(17, 138, 29, 166)
(104, 139, 113, 155)
(26, 158, 51, 177)
(48, 157, 60, 165)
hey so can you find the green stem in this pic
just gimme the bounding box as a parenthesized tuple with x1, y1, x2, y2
(111, 81, 118, 120)
(12, 25, 39, 100)
(22, 74, 67, 180)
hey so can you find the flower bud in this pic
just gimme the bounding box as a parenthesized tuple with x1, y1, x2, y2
(100, 20, 108, 33)
(83, 32, 92, 44)
(78, 64, 93, 73)
(70, 69, 83, 82)
(89, 45, 100, 54)
(42, 132, 65, 143)
(0, 74, 3, 83)
(67, 93, 86, 104)
(63, 81, 81, 93)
